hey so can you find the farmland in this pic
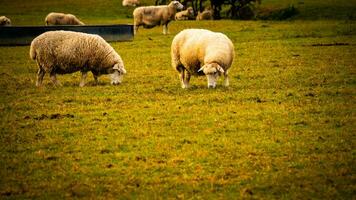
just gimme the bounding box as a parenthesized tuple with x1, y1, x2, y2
(0, 0, 355, 199)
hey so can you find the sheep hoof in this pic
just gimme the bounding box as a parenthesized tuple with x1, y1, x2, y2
(208, 85, 216, 89)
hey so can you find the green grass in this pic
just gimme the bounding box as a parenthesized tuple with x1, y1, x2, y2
(257, 0, 356, 20)
(2, 0, 356, 25)
(1, 0, 356, 199)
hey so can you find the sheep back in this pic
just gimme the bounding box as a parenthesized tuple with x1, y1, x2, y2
(123, 0, 140, 6)
(196, 10, 213, 20)
(30, 31, 123, 75)
(175, 7, 194, 20)
(0, 16, 11, 26)
(133, 1, 182, 27)
(171, 29, 234, 75)
(45, 12, 84, 25)
(134, 5, 171, 26)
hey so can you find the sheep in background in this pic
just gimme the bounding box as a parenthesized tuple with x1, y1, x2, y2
(196, 8, 213, 20)
(122, 0, 140, 7)
(133, 0, 184, 35)
(171, 29, 234, 88)
(45, 12, 85, 25)
(30, 31, 126, 87)
(0, 16, 11, 26)
(175, 7, 194, 20)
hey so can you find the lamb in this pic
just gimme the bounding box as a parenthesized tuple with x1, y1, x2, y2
(30, 31, 126, 87)
(122, 0, 140, 7)
(133, 0, 184, 35)
(0, 16, 11, 26)
(45, 12, 85, 25)
(171, 29, 234, 88)
(175, 7, 194, 20)
(196, 9, 213, 20)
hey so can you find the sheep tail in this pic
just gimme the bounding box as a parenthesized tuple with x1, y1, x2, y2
(29, 43, 36, 60)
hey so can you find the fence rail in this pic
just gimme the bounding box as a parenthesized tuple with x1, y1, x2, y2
(0, 24, 134, 46)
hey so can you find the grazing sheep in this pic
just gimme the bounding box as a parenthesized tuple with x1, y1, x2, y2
(175, 7, 194, 20)
(122, 0, 140, 7)
(45, 12, 85, 25)
(30, 31, 126, 87)
(0, 16, 11, 26)
(171, 29, 234, 88)
(133, 0, 184, 35)
(196, 9, 213, 20)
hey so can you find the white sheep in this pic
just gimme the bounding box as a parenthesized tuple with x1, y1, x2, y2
(0, 16, 11, 26)
(133, 0, 184, 35)
(171, 29, 234, 88)
(30, 31, 126, 87)
(45, 12, 85, 25)
(196, 9, 213, 20)
(175, 7, 194, 20)
(122, 0, 140, 7)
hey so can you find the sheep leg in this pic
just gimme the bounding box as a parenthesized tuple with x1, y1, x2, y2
(50, 72, 61, 86)
(134, 24, 139, 35)
(185, 71, 191, 87)
(163, 25, 168, 35)
(179, 68, 189, 89)
(36, 68, 45, 87)
(93, 75, 99, 85)
(79, 71, 87, 87)
(180, 70, 186, 88)
(223, 71, 229, 87)
(91, 72, 99, 85)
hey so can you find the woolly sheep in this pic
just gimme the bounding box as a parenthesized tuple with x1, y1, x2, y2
(175, 7, 194, 20)
(30, 31, 126, 87)
(196, 9, 213, 20)
(171, 29, 234, 88)
(133, 0, 184, 35)
(0, 16, 11, 26)
(122, 0, 140, 7)
(45, 12, 84, 25)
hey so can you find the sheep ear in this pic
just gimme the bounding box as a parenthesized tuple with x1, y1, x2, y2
(198, 65, 205, 73)
(216, 65, 225, 73)
(119, 68, 127, 74)
(113, 64, 119, 70)
(198, 64, 213, 74)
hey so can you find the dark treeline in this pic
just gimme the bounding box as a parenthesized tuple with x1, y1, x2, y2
(155, 0, 261, 19)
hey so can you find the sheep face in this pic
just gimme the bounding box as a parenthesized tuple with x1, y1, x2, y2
(110, 64, 127, 85)
(0, 17, 11, 26)
(171, 1, 184, 10)
(187, 7, 194, 15)
(199, 63, 225, 88)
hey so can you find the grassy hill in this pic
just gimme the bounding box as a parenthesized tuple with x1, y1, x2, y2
(0, 0, 355, 199)
(1, 0, 356, 25)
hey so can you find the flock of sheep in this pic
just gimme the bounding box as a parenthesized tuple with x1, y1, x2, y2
(132, 1, 214, 34)
(0, 13, 85, 26)
(2, 0, 234, 89)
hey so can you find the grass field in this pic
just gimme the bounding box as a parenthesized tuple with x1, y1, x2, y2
(0, 0, 355, 199)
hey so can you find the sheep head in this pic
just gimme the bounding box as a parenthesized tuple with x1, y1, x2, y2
(198, 63, 224, 88)
(169, 1, 184, 10)
(187, 7, 194, 15)
(110, 63, 127, 85)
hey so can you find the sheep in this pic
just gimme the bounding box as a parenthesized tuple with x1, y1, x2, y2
(30, 31, 126, 87)
(175, 7, 194, 20)
(171, 29, 234, 88)
(133, 0, 184, 35)
(196, 9, 213, 20)
(122, 0, 140, 7)
(45, 12, 84, 25)
(0, 16, 11, 26)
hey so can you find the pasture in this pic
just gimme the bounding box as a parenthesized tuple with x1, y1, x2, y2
(0, 0, 355, 199)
